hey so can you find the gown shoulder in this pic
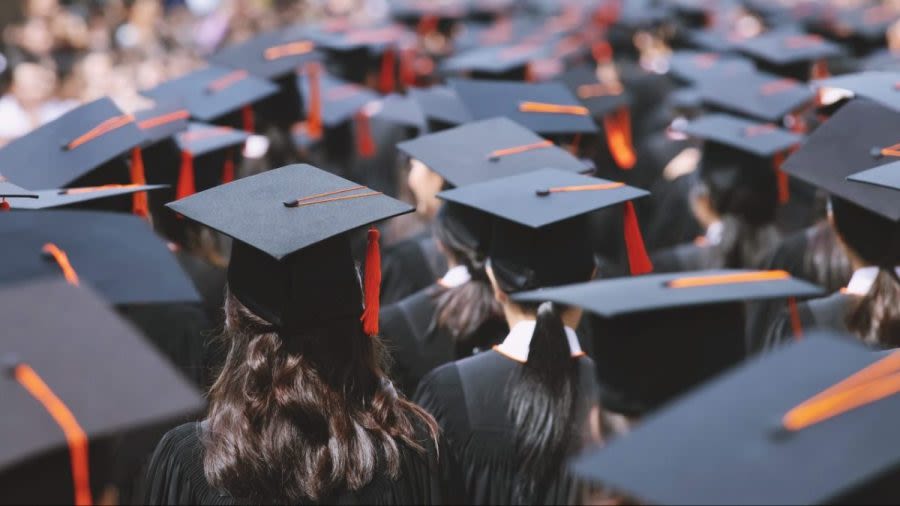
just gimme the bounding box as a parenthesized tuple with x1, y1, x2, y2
(762, 292, 857, 351)
(380, 233, 447, 305)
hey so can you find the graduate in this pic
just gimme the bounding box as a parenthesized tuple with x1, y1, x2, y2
(143, 164, 455, 505)
(415, 168, 653, 505)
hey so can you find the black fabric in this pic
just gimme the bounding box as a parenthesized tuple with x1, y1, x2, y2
(175, 250, 227, 333)
(142, 421, 457, 505)
(414, 351, 599, 505)
(763, 292, 859, 352)
(380, 233, 447, 305)
(380, 284, 507, 396)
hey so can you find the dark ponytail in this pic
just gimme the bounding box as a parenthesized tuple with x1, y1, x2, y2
(507, 302, 580, 503)
(832, 197, 900, 347)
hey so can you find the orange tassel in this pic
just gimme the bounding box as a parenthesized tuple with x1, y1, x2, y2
(603, 107, 636, 169)
(129, 147, 149, 219)
(355, 111, 376, 158)
(400, 48, 417, 87)
(0, 199, 9, 211)
(623, 201, 652, 275)
(788, 297, 804, 340)
(305, 62, 323, 140)
(379, 47, 396, 94)
(592, 40, 613, 65)
(360, 226, 382, 336)
(176, 151, 196, 200)
(773, 151, 790, 205)
(241, 105, 255, 134)
(221, 151, 235, 184)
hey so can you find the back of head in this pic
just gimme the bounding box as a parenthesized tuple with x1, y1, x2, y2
(832, 196, 900, 347)
(700, 143, 778, 228)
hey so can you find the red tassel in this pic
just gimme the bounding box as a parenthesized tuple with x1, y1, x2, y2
(355, 111, 376, 158)
(0, 199, 9, 211)
(400, 48, 417, 87)
(360, 226, 382, 336)
(176, 151, 196, 200)
(305, 62, 323, 140)
(221, 151, 235, 184)
(623, 201, 653, 275)
(379, 48, 396, 94)
(773, 151, 790, 205)
(241, 105, 255, 134)
(603, 107, 637, 169)
(788, 297, 804, 340)
(592, 40, 613, 65)
(129, 147, 149, 219)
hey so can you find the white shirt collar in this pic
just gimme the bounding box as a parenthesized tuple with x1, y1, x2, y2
(438, 265, 471, 288)
(846, 266, 900, 295)
(705, 220, 724, 246)
(495, 320, 583, 363)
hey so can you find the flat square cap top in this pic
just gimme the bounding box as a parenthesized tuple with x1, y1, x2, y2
(449, 78, 599, 135)
(0, 177, 37, 199)
(167, 164, 413, 260)
(437, 167, 647, 228)
(134, 100, 190, 146)
(815, 71, 900, 114)
(408, 86, 472, 126)
(571, 335, 900, 504)
(698, 70, 815, 122)
(142, 65, 279, 122)
(782, 98, 900, 221)
(0, 278, 204, 473)
(440, 43, 546, 75)
(0, 98, 143, 190)
(667, 51, 757, 85)
(677, 113, 803, 157)
(176, 123, 249, 156)
(4, 185, 166, 210)
(210, 29, 321, 80)
(847, 163, 900, 192)
(0, 210, 200, 305)
(512, 269, 822, 316)
(305, 23, 413, 52)
(297, 72, 379, 127)
(369, 93, 427, 130)
(737, 31, 844, 66)
(397, 117, 590, 187)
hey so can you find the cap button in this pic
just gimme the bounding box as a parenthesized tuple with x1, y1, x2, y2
(535, 188, 550, 196)
(871, 146, 884, 159)
(1, 353, 21, 377)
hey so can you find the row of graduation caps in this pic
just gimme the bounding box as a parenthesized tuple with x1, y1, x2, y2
(1, 14, 900, 506)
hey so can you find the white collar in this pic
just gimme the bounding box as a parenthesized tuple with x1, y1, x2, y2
(846, 266, 900, 296)
(438, 265, 471, 288)
(705, 220, 724, 246)
(495, 320, 583, 363)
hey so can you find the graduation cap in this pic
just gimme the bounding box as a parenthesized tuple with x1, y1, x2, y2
(782, 98, 900, 222)
(438, 167, 652, 279)
(513, 269, 821, 415)
(0, 176, 37, 210)
(369, 93, 427, 133)
(667, 50, 757, 85)
(134, 100, 190, 148)
(141, 65, 279, 132)
(814, 71, 900, 114)
(439, 43, 547, 80)
(449, 78, 599, 137)
(863, 49, 900, 73)
(169, 122, 249, 200)
(0, 98, 144, 192)
(3, 184, 166, 212)
(570, 334, 900, 503)
(397, 117, 592, 187)
(810, 4, 896, 50)
(389, 0, 468, 23)
(683, 27, 753, 53)
(847, 163, 900, 192)
(736, 31, 843, 80)
(167, 164, 412, 333)
(697, 70, 815, 122)
(0, 210, 200, 305)
(408, 85, 472, 130)
(0, 278, 203, 504)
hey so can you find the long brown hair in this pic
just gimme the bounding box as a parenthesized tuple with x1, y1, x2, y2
(202, 291, 438, 503)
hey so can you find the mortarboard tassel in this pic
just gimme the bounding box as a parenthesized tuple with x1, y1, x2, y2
(129, 147, 149, 219)
(773, 151, 790, 205)
(400, 47, 417, 87)
(0, 199, 9, 211)
(379, 47, 396, 94)
(603, 107, 637, 169)
(788, 297, 804, 340)
(361, 226, 382, 337)
(42, 243, 80, 286)
(622, 201, 653, 275)
(355, 110, 377, 159)
(13, 363, 92, 506)
(176, 151, 196, 200)
(241, 105, 255, 134)
(221, 150, 235, 184)
(592, 40, 614, 65)
(306, 62, 323, 140)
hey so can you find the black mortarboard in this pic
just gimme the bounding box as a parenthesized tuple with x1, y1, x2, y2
(297, 70, 379, 128)
(698, 70, 815, 122)
(141, 65, 279, 128)
(438, 167, 653, 278)
(167, 164, 412, 333)
(389, 0, 467, 23)
(0, 177, 36, 199)
(683, 28, 750, 53)
(168, 122, 249, 200)
(667, 50, 757, 85)
(439, 43, 546, 80)
(0, 98, 144, 190)
(677, 113, 803, 157)
(369, 93, 427, 132)
(736, 31, 843, 79)
(396, 117, 591, 187)
(810, 5, 896, 49)
(782, 98, 900, 221)
(0, 278, 203, 502)
(0, 210, 200, 305)
(570, 334, 900, 504)
(557, 65, 630, 117)
(3, 185, 166, 211)
(863, 49, 900, 73)
(814, 71, 900, 114)
(449, 78, 599, 136)
(513, 269, 822, 415)
(209, 29, 321, 81)
(847, 163, 900, 192)
(134, 100, 190, 148)
(176, 122, 249, 155)
(408, 85, 472, 130)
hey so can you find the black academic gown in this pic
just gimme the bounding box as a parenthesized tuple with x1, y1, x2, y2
(380, 284, 507, 396)
(380, 233, 448, 306)
(141, 421, 456, 505)
(762, 292, 860, 351)
(414, 351, 600, 505)
(651, 218, 781, 274)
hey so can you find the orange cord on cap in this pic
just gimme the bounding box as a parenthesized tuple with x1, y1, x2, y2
(577, 82, 623, 99)
(179, 126, 235, 144)
(176, 151, 196, 200)
(760, 78, 799, 96)
(536, 182, 625, 195)
(743, 123, 777, 137)
(136, 109, 190, 130)
(668, 270, 791, 288)
(782, 351, 900, 432)
(60, 184, 141, 195)
(788, 297, 804, 340)
(129, 148, 149, 219)
(693, 53, 719, 69)
(283, 186, 380, 208)
(785, 34, 823, 48)
(207, 69, 248, 93)
(519, 101, 590, 116)
(42, 243, 79, 286)
(623, 201, 652, 275)
(264, 40, 315, 60)
(305, 62, 323, 140)
(14, 363, 92, 506)
(604, 107, 636, 169)
(355, 110, 376, 159)
(360, 227, 382, 336)
(487, 140, 553, 160)
(66, 114, 135, 151)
